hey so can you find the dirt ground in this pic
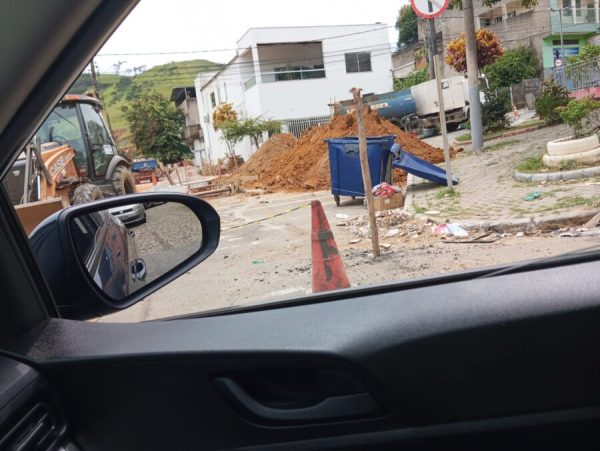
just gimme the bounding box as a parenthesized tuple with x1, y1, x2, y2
(102, 190, 596, 323)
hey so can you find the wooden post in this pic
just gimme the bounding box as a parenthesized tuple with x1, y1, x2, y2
(174, 164, 183, 185)
(351, 87, 380, 257)
(158, 162, 175, 185)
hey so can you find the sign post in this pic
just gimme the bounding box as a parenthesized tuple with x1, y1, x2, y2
(411, 0, 454, 189)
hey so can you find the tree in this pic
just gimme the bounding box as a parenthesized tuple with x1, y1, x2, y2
(212, 103, 241, 160)
(237, 118, 281, 149)
(484, 46, 539, 89)
(445, 29, 504, 73)
(124, 93, 190, 164)
(212, 102, 238, 130)
(448, 0, 537, 153)
(396, 5, 418, 48)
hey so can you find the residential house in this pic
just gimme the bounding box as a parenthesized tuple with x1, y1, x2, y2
(170, 87, 204, 166)
(195, 24, 393, 163)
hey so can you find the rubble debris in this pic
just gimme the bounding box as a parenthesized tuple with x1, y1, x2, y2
(246, 109, 455, 191)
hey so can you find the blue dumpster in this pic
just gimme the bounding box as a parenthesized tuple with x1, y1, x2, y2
(325, 135, 395, 206)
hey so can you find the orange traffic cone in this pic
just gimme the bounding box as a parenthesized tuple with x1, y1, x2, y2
(311, 200, 351, 292)
(151, 171, 157, 185)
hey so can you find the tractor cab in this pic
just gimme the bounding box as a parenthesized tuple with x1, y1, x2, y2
(3, 95, 136, 234)
(37, 95, 121, 182)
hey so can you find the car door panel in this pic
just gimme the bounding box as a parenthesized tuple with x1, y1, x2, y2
(2, 260, 600, 449)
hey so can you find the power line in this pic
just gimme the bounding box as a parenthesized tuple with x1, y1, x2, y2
(98, 48, 391, 84)
(88, 44, 397, 82)
(96, 25, 394, 57)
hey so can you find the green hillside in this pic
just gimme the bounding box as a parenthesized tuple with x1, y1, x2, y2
(69, 59, 222, 146)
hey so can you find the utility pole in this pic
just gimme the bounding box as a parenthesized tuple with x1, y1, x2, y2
(89, 59, 100, 98)
(463, 0, 484, 154)
(351, 87, 380, 258)
(426, 0, 453, 189)
(89, 59, 115, 139)
(427, 19, 436, 80)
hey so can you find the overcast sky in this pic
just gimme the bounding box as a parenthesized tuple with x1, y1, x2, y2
(95, 0, 407, 73)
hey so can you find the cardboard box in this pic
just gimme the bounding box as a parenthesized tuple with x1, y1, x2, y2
(373, 192, 404, 211)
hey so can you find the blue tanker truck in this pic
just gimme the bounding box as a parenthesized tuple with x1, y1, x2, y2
(336, 75, 469, 134)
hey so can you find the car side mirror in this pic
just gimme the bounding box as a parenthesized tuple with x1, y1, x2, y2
(29, 192, 220, 320)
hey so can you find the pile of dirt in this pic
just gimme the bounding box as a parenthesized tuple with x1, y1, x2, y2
(248, 109, 456, 191)
(238, 133, 297, 176)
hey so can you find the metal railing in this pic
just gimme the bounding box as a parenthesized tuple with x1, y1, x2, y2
(551, 7, 599, 33)
(547, 56, 600, 91)
(261, 68, 326, 83)
(283, 115, 332, 138)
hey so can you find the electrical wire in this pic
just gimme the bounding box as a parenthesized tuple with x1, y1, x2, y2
(97, 25, 394, 56)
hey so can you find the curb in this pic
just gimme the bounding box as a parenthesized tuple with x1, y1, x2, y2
(514, 165, 600, 183)
(452, 125, 543, 147)
(457, 209, 600, 233)
(405, 170, 599, 232)
(402, 173, 416, 218)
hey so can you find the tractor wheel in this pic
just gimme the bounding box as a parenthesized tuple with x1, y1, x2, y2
(72, 183, 103, 205)
(112, 164, 136, 196)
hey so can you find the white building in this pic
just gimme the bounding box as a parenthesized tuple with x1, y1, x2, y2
(195, 24, 393, 164)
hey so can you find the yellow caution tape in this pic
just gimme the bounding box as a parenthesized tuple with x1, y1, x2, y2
(222, 202, 311, 232)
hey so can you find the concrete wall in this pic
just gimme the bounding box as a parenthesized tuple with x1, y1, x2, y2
(392, 50, 416, 78)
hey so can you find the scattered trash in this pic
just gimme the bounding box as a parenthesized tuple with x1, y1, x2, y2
(252, 259, 264, 264)
(372, 182, 402, 198)
(447, 224, 469, 237)
(522, 191, 542, 201)
(335, 213, 350, 219)
(348, 238, 362, 244)
(434, 223, 468, 237)
(559, 231, 578, 237)
(385, 228, 400, 237)
(380, 243, 392, 249)
(424, 210, 441, 215)
(515, 232, 525, 237)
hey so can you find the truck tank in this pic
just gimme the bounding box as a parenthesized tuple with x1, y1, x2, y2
(337, 89, 417, 119)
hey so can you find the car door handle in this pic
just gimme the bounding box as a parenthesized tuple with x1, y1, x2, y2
(214, 377, 379, 423)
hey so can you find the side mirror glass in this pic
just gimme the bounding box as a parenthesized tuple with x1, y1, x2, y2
(30, 193, 220, 319)
(70, 201, 203, 300)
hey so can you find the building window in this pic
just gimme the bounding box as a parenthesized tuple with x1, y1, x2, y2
(345, 52, 372, 73)
(210, 92, 216, 108)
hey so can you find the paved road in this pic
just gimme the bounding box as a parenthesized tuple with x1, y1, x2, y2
(101, 189, 592, 323)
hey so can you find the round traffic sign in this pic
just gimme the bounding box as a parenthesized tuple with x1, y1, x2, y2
(411, 0, 448, 19)
(555, 58, 563, 68)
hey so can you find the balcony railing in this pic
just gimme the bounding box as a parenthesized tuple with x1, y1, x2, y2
(546, 55, 600, 91)
(261, 68, 326, 83)
(551, 7, 599, 33)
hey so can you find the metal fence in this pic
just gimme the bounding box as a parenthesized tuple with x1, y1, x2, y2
(545, 56, 600, 91)
(283, 115, 332, 138)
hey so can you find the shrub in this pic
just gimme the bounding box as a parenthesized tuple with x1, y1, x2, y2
(445, 29, 504, 73)
(394, 68, 429, 91)
(558, 97, 600, 138)
(481, 87, 511, 131)
(534, 78, 570, 124)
